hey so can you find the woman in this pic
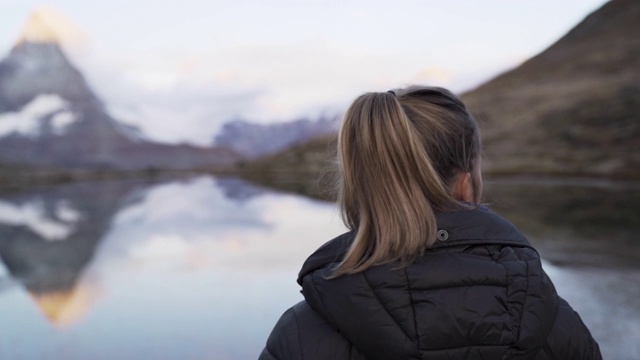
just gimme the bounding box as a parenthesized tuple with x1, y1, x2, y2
(259, 86, 601, 359)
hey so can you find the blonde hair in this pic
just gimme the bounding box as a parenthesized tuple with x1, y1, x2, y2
(333, 86, 481, 276)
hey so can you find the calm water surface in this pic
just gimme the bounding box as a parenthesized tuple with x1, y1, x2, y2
(0, 176, 638, 359)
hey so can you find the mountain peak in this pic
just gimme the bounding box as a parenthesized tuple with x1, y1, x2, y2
(16, 7, 87, 47)
(18, 9, 61, 44)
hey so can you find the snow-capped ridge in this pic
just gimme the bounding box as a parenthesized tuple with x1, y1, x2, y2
(214, 116, 339, 158)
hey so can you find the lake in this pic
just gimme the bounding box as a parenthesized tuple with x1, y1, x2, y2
(0, 175, 638, 359)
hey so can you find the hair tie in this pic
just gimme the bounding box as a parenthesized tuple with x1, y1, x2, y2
(387, 90, 396, 96)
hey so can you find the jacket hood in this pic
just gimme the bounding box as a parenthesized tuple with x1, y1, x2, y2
(297, 207, 557, 359)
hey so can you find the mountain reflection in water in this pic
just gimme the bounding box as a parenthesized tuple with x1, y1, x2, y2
(0, 180, 140, 328)
(0, 176, 346, 359)
(0, 176, 638, 359)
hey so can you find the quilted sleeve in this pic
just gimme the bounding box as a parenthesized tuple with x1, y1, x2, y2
(543, 296, 602, 359)
(259, 301, 366, 360)
(259, 303, 303, 360)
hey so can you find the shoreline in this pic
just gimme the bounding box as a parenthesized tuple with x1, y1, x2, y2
(1, 165, 640, 194)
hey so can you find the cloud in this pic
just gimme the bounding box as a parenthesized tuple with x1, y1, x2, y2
(70, 51, 266, 145)
(58, 9, 532, 146)
(106, 83, 266, 146)
(69, 41, 370, 145)
(411, 66, 455, 86)
(68, 39, 527, 145)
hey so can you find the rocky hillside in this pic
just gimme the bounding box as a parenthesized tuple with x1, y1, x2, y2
(246, 0, 639, 181)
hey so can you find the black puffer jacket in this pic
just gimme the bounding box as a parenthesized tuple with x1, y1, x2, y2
(260, 207, 602, 359)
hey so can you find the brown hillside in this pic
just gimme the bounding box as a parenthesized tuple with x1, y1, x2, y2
(462, 0, 640, 177)
(238, 135, 337, 199)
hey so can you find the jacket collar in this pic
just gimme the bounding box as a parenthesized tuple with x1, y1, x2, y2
(298, 206, 533, 285)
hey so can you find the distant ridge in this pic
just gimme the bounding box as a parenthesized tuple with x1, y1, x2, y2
(214, 116, 338, 159)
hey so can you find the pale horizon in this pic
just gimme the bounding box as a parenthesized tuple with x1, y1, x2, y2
(1, 0, 609, 145)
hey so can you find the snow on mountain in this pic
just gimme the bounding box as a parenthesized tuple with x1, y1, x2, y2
(0, 94, 74, 138)
(0, 9, 237, 169)
(50, 111, 77, 135)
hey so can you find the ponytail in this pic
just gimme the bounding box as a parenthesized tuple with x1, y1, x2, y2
(332, 87, 480, 276)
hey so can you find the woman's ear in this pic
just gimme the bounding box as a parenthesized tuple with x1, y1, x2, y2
(452, 172, 473, 202)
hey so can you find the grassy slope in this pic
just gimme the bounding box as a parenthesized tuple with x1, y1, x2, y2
(462, 0, 640, 178)
(237, 135, 337, 200)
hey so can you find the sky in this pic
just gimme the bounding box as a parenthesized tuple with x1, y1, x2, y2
(1, 0, 609, 145)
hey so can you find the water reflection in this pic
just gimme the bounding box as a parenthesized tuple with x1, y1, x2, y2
(0, 175, 637, 359)
(0, 176, 346, 359)
(484, 178, 640, 267)
(0, 180, 146, 327)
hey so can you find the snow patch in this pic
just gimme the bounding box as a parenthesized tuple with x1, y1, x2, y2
(50, 111, 76, 135)
(0, 94, 70, 137)
(0, 199, 81, 241)
(56, 200, 83, 223)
